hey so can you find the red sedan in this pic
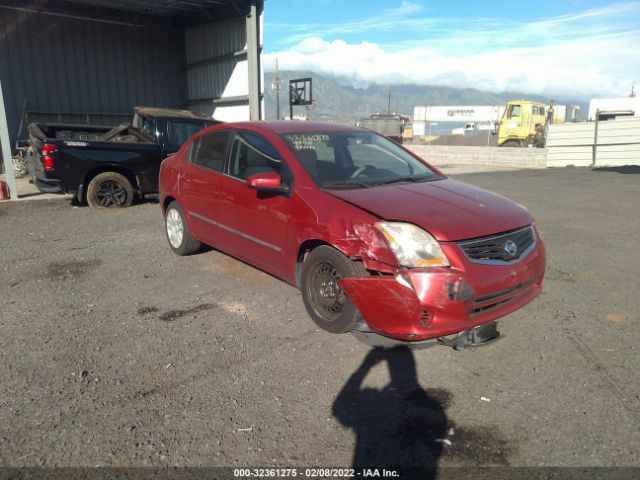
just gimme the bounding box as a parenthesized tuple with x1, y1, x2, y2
(159, 122, 545, 349)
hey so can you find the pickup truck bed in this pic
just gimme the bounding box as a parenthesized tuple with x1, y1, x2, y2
(29, 107, 217, 207)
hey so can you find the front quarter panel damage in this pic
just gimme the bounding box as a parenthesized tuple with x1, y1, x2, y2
(291, 190, 399, 276)
(332, 221, 398, 272)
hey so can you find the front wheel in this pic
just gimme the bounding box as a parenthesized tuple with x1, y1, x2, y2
(501, 140, 522, 148)
(300, 246, 368, 334)
(165, 201, 201, 256)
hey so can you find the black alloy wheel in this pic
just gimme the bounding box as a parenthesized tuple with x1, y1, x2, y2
(86, 171, 134, 208)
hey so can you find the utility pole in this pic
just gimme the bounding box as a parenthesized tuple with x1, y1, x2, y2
(387, 84, 392, 115)
(273, 58, 282, 120)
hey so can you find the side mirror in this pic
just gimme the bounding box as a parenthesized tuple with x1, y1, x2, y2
(246, 171, 289, 195)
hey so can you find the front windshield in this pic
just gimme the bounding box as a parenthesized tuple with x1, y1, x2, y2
(281, 131, 442, 188)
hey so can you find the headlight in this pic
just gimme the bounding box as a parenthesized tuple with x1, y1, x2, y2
(375, 222, 449, 268)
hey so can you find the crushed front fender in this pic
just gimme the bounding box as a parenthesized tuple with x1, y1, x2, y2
(338, 264, 543, 341)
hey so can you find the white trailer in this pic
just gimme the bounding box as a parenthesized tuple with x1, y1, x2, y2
(413, 103, 580, 137)
(414, 105, 505, 124)
(550, 105, 581, 123)
(413, 105, 505, 137)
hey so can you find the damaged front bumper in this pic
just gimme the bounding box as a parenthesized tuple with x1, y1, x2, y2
(351, 320, 502, 350)
(338, 237, 546, 343)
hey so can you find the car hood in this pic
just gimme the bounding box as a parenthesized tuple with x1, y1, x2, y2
(327, 178, 533, 241)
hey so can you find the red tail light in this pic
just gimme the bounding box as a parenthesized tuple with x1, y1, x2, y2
(42, 143, 56, 171)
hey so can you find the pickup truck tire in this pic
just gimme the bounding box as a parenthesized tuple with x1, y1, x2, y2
(300, 245, 368, 334)
(86, 172, 134, 208)
(165, 201, 201, 256)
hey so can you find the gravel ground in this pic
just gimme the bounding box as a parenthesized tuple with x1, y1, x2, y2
(0, 167, 639, 474)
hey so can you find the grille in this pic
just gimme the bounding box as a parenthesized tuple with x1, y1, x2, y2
(474, 279, 535, 304)
(458, 226, 535, 264)
(418, 310, 430, 327)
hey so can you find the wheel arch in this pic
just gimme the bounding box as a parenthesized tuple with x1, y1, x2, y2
(162, 195, 176, 215)
(295, 238, 349, 288)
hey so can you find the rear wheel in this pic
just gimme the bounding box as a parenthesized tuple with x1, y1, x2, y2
(86, 172, 134, 208)
(300, 245, 368, 333)
(165, 201, 201, 256)
(12, 150, 28, 179)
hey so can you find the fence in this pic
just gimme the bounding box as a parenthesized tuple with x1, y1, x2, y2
(547, 117, 640, 167)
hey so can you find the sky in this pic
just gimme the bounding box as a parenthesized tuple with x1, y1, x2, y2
(263, 0, 640, 99)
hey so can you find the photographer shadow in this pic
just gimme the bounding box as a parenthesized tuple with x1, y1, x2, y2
(332, 347, 449, 477)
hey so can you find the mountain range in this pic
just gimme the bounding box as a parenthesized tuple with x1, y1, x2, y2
(263, 70, 588, 122)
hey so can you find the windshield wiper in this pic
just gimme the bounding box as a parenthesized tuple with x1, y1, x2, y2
(322, 180, 371, 189)
(372, 175, 435, 186)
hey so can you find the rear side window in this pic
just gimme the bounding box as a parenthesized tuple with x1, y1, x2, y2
(168, 120, 207, 146)
(142, 118, 157, 138)
(230, 132, 282, 180)
(190, 131, 230, 172)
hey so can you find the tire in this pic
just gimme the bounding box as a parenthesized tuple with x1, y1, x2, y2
(164, 201, 201, 256)
(12, 152, 28, 179)
(502, 140, 521, 148)
(86, 171, 134, 208)
(300, 245, 368, 334)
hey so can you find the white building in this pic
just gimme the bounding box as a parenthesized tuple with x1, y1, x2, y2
(588, 98, 640, 121)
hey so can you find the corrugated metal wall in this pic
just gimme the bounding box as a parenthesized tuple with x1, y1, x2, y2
(0, 5, 186, 148)
(547, 118, 640, 167)
(546, 122, 595, 167)
(184, 17, 249, 121)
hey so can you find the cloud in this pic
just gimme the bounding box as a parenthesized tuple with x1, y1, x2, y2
(266, 1, 427, 47)
(264, 2, 640, 98)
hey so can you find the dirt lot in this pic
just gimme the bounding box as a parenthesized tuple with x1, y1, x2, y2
(1, 167, 639, 476)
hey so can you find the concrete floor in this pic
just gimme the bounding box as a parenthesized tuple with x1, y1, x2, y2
(0, 174, 73, 201)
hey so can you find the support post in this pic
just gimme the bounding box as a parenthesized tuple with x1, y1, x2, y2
(274, 58, 281, 120)
(289, 88, 293, 120)
(0, 79, 18, 200)
(246, 2, 261, 121)
(591, 109, 600, 168)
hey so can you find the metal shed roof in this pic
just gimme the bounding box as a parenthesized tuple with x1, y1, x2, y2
(0, 0, 257, 26)
(64, 0, 253, 18)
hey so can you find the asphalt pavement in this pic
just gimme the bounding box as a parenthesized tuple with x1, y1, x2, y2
(0, 167, 638, 476)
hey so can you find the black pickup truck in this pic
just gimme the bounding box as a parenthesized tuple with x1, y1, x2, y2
(28, 107, 218, 207)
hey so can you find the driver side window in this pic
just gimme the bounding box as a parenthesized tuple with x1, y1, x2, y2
(229, 132, 283, 180)
(508, 105, 521, 117)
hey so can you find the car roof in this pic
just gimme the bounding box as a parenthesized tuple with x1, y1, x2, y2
(226, 121, 364, 135)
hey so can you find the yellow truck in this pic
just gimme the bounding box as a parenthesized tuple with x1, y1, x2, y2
(498, 100, 547, 147)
